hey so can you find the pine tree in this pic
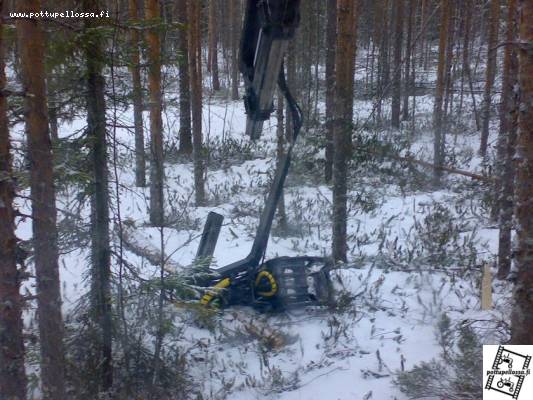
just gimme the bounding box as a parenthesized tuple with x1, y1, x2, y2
(325, 0, 336, 182)
(208, 0, 221, 91)
(146, 0, 165, 225)
(402, 0, 414, 121)
(17, 0, 66, 398)
(511, 0, 533, 344)
(230, 0, 241, 101)
(332, 0, 358, 263)
(83, 0, 113, 390)
(391, 0, 404, 128)
(129, 0, 146, 187)
(496, 0, 519, 279)
(176, 0, 192, 155)
(0, 2, 27, 396)
(433, 0, 450, 188)
(479, 0, 500, 158)
(188, 0, 206, 205)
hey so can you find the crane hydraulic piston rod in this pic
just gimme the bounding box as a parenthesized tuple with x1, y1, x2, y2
(240, 0, 300, 140)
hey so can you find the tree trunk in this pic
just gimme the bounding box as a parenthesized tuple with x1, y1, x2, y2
(419, 0, 427, 68)
(83, 0, 113, 391)
(433, 0, 450, 188)
(208, 0, 221, 91)
(17, 0, 66, 398)
(230, 0, 241, 100)
(325, 0, 336, 182)
(458, 0, 472, 116)
(510, 0, 533, 344)
(391, 0, 404, 128)
(332, 0, 358, 263)
(146, 0, 165, 225)
(479, 0, 500, 158)
(376, 0, 390, 121)
(176, 0, 192, 155)
(402, 0, 414, 121)
(276, 90, 288, 234)
(129, 0, 146, 187)
(443, 1, 456, 121)
(188, 0, 205, 205)
(496, 0, 518, 279)
(0, 3, 27, 396)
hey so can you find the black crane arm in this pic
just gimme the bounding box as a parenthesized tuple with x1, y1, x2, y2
(240, 0, 301, 139)
(195, 0, 332, 310)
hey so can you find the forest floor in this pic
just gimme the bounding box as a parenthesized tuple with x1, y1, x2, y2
(13, 69, 512, 399)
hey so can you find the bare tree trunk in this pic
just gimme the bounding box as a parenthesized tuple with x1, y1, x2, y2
(433, 0, 450, 188)
(208, 0, 221, 91)
(0, 3, 27, 396)
(146, 0, 165, 225)
(332, 0, 358, 263)
(402, 0, 414, 121)
(376, 0, 389, 121)
(129, 0, 146, 187)
(48, 103, 58, 142)
(83, 0, 113, 390)
(479, 0, 500, 158)
(510, 0, 533, 344)
(188, 0, 205, 205)
(17, 1, 66, 398)
(325, 0, 336, 182)
(443, 1, 456, 121)
(391, 0, 404, 128)
(496, 0, 518, 279)
(230, 0, 241, 100)
(419, 0, 427, 68)
(276, 90, 288, 234)
(176, 0, 192, 155)
(458, 0, 471, 115)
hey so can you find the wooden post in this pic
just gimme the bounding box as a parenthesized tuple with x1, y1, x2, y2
(481, 263, 493, 310)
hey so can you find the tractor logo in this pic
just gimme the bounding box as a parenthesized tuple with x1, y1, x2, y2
(484, 345, 532, 399)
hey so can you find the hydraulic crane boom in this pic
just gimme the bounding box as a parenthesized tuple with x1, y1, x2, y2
(195, 0, 333, 311)
(240, 0, 300, 139)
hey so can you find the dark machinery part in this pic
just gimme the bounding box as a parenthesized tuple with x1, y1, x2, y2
(195, 211, 224, 267)
(240, 0, 300, 140)
(198, 0, 332, 311)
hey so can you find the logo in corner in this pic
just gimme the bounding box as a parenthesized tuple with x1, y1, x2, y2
(484, 345, 532, 399)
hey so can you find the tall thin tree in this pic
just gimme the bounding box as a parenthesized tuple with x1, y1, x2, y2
(433, 0, 450, 187)
(391, 0, 404, 128)
(0, 1, 27, 396)
(402, 0, 415, 121)
(83, 0, 113, 390)
(332, 0, 358, 263)
(129, 0, 146, 187)
(17, 0, 66, 398)
(324, 0, 336, 182)
(176, 0, 192, 154)
(146, 0, 165, 225)
(479, 0, 500, 158)
(230, 0, 241, 100)
(208, 0, 221, 91)
(496, 0, 518, 279)
(511, 0, 533, 344)
(188, 0, 206, 205)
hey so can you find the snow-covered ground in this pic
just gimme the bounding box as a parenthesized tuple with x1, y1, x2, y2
(12, 63, 510, 399)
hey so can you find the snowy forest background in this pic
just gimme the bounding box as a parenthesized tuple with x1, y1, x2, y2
(1, 0, 532, 399)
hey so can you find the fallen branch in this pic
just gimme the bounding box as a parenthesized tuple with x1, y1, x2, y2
(119, 223, 183, 272)
(390, 154, 495, 182)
